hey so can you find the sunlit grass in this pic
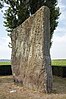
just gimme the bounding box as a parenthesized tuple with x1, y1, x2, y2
(51, 59, 66, 66)
(0, 61, 11, 65)
(0, 59, 66, 66)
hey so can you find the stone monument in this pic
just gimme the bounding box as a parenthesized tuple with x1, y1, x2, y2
(11, 6, 53, 93)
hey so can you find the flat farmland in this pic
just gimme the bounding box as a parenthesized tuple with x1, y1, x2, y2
(51, 59, 66, 66)
(0, 61, 11, 65)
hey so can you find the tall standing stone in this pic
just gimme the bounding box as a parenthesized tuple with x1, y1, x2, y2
(11, 6, 53, 93)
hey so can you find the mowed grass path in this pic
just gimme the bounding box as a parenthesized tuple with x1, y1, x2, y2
(0, 61, 11, 65)
(51, 59, 66, 66)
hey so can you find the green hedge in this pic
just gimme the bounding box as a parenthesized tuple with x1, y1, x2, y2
(0, 65, 66, 77)
(0, 65, 12, 75)
(52, 66, 66, 77)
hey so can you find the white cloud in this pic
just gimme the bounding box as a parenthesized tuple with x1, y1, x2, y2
(50, 0, 66, 59)
(0, 36, 11, 59)
(54, 27, 66, 34)
(59, 10, 66, 21)
(58, 0, 66, 21)
(50, 34, 66, 59)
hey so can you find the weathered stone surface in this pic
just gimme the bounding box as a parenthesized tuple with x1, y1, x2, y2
(11, 6, 53, 93)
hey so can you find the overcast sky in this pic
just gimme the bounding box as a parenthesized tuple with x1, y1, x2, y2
(50, 0, 66, 59)
(0, 0, 66, 59)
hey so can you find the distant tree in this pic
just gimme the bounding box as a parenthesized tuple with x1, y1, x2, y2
(0, 0, 60, 46)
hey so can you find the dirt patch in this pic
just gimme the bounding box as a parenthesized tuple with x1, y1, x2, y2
(0, 76, 66, 99)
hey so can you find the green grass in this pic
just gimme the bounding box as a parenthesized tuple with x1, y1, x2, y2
(51, 59, 66, 66)
(0, 59, 66, 66)
(0, 61, 11, 65)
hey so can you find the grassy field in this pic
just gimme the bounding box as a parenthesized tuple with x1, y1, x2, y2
(0, 61, 11, 65)
(51, 59, 66, 66)
(0, 59, 66, 66)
